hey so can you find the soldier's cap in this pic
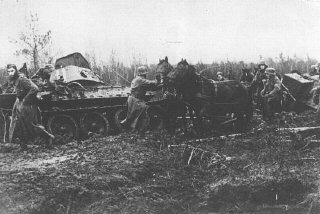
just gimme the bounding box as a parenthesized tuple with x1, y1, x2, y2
(265, 68, 276, 75)
(44, 64, 55, 71)
(7, 64, 18, 71)
(136, 66, 148, 76)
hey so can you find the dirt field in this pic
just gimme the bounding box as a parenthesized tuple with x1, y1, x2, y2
(0, 111, 320, 213)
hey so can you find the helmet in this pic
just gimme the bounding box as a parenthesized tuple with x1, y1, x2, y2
(44, 64, 55, 71)
(311, 65, 318, 69)
(258, 60, 268, 68)
(136, 66, 148, 76)
(217, 71, 223, 76)
(265, 68, 276, 75)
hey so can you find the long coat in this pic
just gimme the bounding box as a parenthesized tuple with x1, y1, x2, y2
(261, 75, 281, 101)
(123, 76, 158, 131)
(9, 76, 41, 143)
(260, 75, 282, 119)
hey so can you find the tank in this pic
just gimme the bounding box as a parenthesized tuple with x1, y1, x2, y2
(0, 53, 141, 141)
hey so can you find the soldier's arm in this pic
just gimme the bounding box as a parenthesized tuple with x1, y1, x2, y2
(21, 78, 39, 104)
(268, 78, 281, 97)
(140, 78, 159, 91)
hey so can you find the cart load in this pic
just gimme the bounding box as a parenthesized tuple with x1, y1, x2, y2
(282, 73, 319, 110)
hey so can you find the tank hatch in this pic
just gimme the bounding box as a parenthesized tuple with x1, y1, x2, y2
(55, 52, 90, 69)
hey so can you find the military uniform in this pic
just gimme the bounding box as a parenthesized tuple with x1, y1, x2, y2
(121, 66, 159, 131)
(9, 75, 41, 145)
(5, 64, 54, 150)
(260, 68, 281, 122)
(252, 61, 268, 110)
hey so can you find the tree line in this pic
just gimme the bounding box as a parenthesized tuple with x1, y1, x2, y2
(0, 53, 318, 87)
(0, 13, 318, 86)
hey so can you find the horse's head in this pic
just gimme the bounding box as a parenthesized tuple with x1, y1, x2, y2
(156, 56, 173, 77)
(167, 59, 199, 99)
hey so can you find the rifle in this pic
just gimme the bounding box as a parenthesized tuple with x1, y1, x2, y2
(281, 82, 296, 102)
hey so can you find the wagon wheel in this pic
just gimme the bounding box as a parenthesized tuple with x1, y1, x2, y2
(47, 114, 79, 141)
(80, 112, 109, 137)
(114, 108, 128, 132)
(234, 107, 252, 132)
(147, 106, 164, 130)
(149, 113, 164, 130)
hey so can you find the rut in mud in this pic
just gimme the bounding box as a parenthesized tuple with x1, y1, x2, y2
(0, 111, 320, 213)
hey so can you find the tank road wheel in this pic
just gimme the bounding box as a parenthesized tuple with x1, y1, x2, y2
(47, 114, 79, 141)
(114, 108, 128, 132)
(80, 112, 109, 138)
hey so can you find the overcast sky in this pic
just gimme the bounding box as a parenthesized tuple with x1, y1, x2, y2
(0, 0, 320, 66)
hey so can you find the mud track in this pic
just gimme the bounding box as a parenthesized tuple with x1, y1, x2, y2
(0, 111, 320, 213)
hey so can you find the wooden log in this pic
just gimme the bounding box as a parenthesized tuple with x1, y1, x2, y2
(278, 126, 320, 133)
(186, 133, 247, 144)
(282, 139, 320, 143)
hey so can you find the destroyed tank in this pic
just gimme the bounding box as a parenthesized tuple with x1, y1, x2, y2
(0, 53, 134, 140)
(39, 52, 134, 139)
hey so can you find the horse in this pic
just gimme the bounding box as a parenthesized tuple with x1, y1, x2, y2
(157, 58, 253, 134)
(153, 57, 197, 134)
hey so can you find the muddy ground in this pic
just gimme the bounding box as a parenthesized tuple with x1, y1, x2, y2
(0, 111, 320, 213)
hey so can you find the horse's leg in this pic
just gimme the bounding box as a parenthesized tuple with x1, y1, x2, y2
(181, 105, 188, 133)
(195, 108, 204, 136)
(188, 106, 202, 136)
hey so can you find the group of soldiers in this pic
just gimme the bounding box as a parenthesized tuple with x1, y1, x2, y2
(1, 64, 159, 150)
(240, 61, 282, 122)
(1, 60, 319, 150)
(0, 64, 55, 151)
(121, 60, 285, 132)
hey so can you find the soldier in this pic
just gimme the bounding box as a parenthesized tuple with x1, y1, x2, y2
(0, 66, 26, 94)
(309, 64, 320, 76)
(7, 64, 54, 150)
(217, 72, 227, 81)
(260, 68, 282, 122)
(121, 66, 161, 133)
(31, 64, 55, 90)
(252, 60, 268, 109)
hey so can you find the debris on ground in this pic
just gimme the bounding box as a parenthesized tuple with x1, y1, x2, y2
(0, 111, 320, 213)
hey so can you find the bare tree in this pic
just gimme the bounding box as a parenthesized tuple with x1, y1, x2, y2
(11, 13, 52, 72)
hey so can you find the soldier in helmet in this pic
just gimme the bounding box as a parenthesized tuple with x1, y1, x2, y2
(252, 60, 268, 109)
(121, 66, 161, 132)
(309, 64, 320, 76)
(260, 68, 282, 122)
(217, 72, 227, 81)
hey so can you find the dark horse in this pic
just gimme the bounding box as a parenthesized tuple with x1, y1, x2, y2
(156, 57, 253, 134)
